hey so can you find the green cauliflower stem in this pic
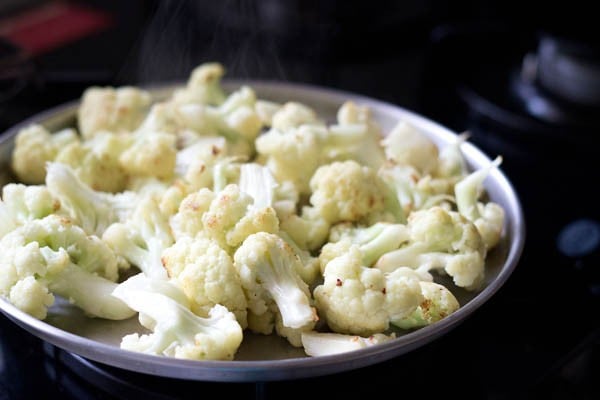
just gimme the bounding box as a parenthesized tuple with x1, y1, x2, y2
(0, 215, 133, 320)
(162, 236, 248, 328)
(113, 273, 243, 361)
(233, 232, 318, 345)
(102, 197, 173, 280)
(375, 206, 487, 291)
(11, 125, 79, 184)
(327, 222, 410, 267)
(45, 162, 137, 237)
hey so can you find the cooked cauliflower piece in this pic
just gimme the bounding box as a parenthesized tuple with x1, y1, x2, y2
(0, 215, 133, 320)
(381, 120, 439, 175)
(11, 125, 78, 184)
(375, 206, 487, 291)
(78, 86, 151, 139)
(113, 273, 243, 361)
(233, 232, 318, 346)
(391, 281, 460, 329)
(314, 245, 423, 336)
(0, 183, 59, 239)
(162, 236, 248, 328)
(301, 331, 396, 357)
(308, 160, 387, 225)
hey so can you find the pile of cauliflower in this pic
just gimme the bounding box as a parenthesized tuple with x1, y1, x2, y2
(0, 62, 505, 360)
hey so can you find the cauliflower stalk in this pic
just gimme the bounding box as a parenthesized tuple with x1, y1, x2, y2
(301, 331, 396, 357)
(233, 232, 318, 346)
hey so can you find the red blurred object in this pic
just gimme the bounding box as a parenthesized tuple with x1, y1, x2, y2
(0, 1, 113, 56)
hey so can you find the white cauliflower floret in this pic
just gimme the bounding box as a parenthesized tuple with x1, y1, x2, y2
(45, 163, 137, 237)
(55, 131, 131, 192)
(308, 160, 387, 225)
(375, 206, 487, 291)
(8, 276, 54, 320)
(392, 281, 460, 329)
(327, 101, 386, 170)
(103, 196, 173, 280)
(11, 125, 78, 184)
(313, 246, 422, 336)
(233, 232, 318, 346)
(169, 188, 215, 240)
(279, 206, 330, 252)
(171, 62, 227, 106)
(113, 273, 243, 361)
(202, 184, 279, 253)
(254, 100, 281, 127)
(78, 86, 151, 139)
(455, 156, 505, 250)
(271, 102, 323, 132)
(0, 215, 133, 320)
(119, 131, 177, 181)
(255, 125, 322, 195)
(162, 236, 248, 328)
(0, 183, 60, 239)
(381, 120, 439, 175)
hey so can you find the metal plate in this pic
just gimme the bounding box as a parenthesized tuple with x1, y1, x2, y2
(0, 80, 525, 382)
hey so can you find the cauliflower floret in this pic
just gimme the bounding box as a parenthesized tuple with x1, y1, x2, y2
(308, 160, 387, 225)
(169, 188, 215, 240)
(381, 120, 439, 175)
(202, 184, 279, 253)
(455, 156, 505, 250)
(279, 206, 330, 252)
(8, 276, 54, 320)
(0, 215, 133, 320)
(0, 183, 60, 238)
(103, 196, 173, 280)
(375, 206, 487, 291)
(171, 62, 227, 106)
(11, 125, 78, 184)
(327, 101, 386, 170)
(378, 162, 456, 216)
(271, 102, 323, 132)
(45, 163, 137, 237)
(233, 232, 318, 346)
(255, 125, 322, 195)
(119, 131, 177, 181)
(78, 86, 151, 139)
(313, 246, 422, 336)
(113, 273, 243, 361)
(55, 131, 131, 192)
(162, 236, 247, 328)
(392, 281, 460, 329)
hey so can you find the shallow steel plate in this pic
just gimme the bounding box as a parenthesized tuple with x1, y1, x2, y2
(0, 80, 525, 382)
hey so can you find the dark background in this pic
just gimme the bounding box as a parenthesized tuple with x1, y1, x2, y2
(1, 1, 599, 399)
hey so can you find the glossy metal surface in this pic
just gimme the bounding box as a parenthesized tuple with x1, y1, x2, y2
(0, 81, 525, 382)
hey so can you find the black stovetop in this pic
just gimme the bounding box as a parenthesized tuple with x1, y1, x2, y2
(1, 1, 599, 399)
